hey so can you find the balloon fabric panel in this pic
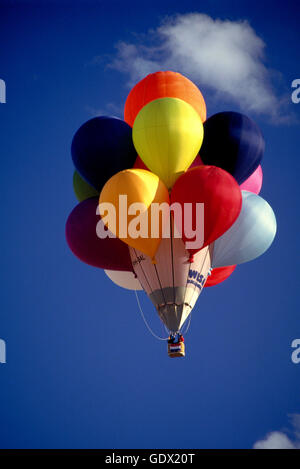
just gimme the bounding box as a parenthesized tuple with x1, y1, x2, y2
(71, 116, 137, 192)
(124, 71, 206, 126)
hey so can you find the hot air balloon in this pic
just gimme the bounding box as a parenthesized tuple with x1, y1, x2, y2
(73, 170, 99, 202)
(132, 97, 204, 189)
(204, 265, 236, 287)
(130, 236, 213, 334)
(104, 270, 142, 291)
(99, 168, 169, 259)
(66, 69, 277, 358)
(72, 116, 137, 192)
(170, 166, 242, 257)
(212, 191, 277, 268)
(65, 197, 133, 272)
(124, 70, 207, 126)
(200, 112, 265, 184)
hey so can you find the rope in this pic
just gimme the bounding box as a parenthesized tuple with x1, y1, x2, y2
(170, 214, 176, 305)
(132, 248, 153, 294)
(134, 291, 169, 341)
(180, 312, 192, 335)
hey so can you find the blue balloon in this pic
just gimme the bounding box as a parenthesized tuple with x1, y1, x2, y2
(71, 116, 137, 191)
(200, 112, 265, 184)
(212, 191, 277, 268)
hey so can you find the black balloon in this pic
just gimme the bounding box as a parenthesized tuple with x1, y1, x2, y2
(71, 116, 137, 191)
(200, 112, 265, 184)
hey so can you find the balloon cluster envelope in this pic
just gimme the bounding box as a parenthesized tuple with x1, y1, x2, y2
(124, 70, 207, 126)
(130, 238, 213, 333)
(200, 112, 265, 184)
(99, 168, 170, 259)
(205, 265, 236, 288)
(132, 97, 204, 189)
(212, 191, 277, 268)
(104, 270, 143, 291)
(66, 69, 277, 344)
(65, 198, 133, 272)
(171, 166, 242, 255)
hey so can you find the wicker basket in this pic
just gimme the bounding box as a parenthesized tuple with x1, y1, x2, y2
(168, 342, 185, 358)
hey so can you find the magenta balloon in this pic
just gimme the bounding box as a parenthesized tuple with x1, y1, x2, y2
(240, 165, 263, 194)
(189, 154, 203, 169)
(65, 198, 133, 271)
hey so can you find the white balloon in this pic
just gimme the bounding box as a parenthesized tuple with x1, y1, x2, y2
(212, 191, 277, 268)
(104, 269, 143, 291)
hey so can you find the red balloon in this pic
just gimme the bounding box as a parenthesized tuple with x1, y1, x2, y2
(124, 71, 206, 127)
(204, 265, 236, 287)
(170, 166, 242, 257)
(133, 155, 149, 170)
(65, 198, 133, 271)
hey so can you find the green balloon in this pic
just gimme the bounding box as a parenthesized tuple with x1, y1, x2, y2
(73, 171, 99, 202)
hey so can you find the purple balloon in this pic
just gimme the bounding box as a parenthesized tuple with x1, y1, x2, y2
(65, 198, 133, 272)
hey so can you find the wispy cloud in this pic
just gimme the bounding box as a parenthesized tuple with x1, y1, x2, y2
(85, 101, 123, 119)
(253, 414, 300, 449)
(108, 13, 291, 123)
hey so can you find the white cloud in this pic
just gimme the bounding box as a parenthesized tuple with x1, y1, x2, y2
(109, 13, 289, 122)
(86, 101, 123, 119)
(253, 414, 300, 449)
(254, 431, 297, 449)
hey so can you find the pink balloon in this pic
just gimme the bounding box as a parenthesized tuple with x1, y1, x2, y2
(240, 165, 263, 194)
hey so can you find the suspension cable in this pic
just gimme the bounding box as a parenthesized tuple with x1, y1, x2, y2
(180, 312, 192, 335)
(134, 291, 169, 341)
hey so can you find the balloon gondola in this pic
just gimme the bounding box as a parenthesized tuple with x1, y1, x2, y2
(66, 70, 277, 358)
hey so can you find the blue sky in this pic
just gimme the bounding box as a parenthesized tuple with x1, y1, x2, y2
(0, 0, 299, 449)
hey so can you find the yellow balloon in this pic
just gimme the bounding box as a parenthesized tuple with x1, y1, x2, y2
(132, 97, 204, 189)
(99, 169, 170, 259)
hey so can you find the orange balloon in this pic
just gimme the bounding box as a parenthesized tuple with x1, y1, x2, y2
(124, 71, 206, 127)
(99, 169, 170, 259)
